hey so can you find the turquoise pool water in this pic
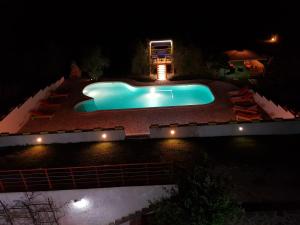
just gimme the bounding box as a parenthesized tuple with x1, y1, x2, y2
(75, 82, 215, 112)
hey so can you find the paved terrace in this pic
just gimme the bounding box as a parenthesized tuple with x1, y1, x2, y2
(21, 79, 238, 135)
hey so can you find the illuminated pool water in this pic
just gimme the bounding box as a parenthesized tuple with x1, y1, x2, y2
(74, 82, 215, 112)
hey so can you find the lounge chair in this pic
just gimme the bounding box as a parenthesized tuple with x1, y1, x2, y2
(49, 92, 69, 98)
(230, 94, 254, 104)
(39, 99, 61, 107)
(228, 87, 250, 97)
(30, 110, 55, 120)
(233, 108, 258, 114)
(236, 111, 262, 121)
(232, 105, 258, 114)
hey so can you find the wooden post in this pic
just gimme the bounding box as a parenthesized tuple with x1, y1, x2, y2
(95, 167, 101, 187)
(0, 180, 5, 192)
(145, 164, 149, 185)
(19, 170, 28, 191)
(44, 169, 53, 189)
(69, 168, 76, 188)
(120, 165, 125, 186)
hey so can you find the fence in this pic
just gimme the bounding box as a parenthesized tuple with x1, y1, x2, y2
(253, 92, 295, 119)
(0, 77, 64, 134)
(0, 162, 174, 193)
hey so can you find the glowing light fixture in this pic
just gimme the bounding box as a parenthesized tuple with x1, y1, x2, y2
(238, 126, 244, 131)
(102, 133, 107, 139)
(36, 137, 42, 143)
(149, 40, 173, 47)
(157, 65, 166, 81)
(267, 34, 278, 43)
(170, 129, 175, 135)
(72, 198, 89, 209)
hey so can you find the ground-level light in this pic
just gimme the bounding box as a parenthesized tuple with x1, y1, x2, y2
(102, 133, 107, 139)
(36, 137, 42, 143)
(238, 126, 244, 131)
(170, 129, 175, 135)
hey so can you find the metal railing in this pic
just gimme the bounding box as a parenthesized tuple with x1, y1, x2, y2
(0, 162, 174, 193)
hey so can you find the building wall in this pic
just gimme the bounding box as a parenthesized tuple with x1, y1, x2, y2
(0, 185, 173, 225)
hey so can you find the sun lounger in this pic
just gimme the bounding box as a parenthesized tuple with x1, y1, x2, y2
(30, 110, 54, 120)
(39, 99, 61, 107)
(233, 108, 258, 114)
(49, 92, 69, 98)
(228, 87, 250, 97)
(230, 94, 254, 104)
(233, 104, 258, 111)
(236, 111, 262, 121)
(232, 105, 258, 114)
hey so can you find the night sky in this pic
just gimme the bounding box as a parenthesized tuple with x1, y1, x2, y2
(0, 1, 299, 112)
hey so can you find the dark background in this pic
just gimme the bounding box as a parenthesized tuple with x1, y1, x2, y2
(0, 1, 299, 114)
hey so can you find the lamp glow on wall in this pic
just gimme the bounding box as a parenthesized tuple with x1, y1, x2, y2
(72, 198, 90, 209)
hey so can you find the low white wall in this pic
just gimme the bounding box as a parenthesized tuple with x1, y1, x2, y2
(253, 92, 295, 119)
(0, 77, 64, 134)
(0, 127, 125, 147)
(0, 185, 173, 225)
(149, 120, 300, 138)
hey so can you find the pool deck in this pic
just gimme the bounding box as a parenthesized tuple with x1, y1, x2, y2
(20, 78, 238, 135)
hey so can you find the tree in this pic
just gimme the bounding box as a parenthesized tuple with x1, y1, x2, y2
(208, 53, 230, 70)
(150, 165, 243, 225)
(173, 43, 207, 76)
(81, 47, 109, 80)
(131, 41, 149, 77)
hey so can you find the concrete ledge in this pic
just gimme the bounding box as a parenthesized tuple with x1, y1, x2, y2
(149, 120, 300, 138)
(0, 127, 125, 147)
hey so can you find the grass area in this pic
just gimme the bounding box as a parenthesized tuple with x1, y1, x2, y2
(0, 135, 300, 170)
(1, 135, 300, 202)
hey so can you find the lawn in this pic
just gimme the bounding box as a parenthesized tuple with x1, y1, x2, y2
(1, 135, 300, 203)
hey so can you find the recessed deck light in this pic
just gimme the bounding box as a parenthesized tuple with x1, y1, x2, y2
(36, 137, 42, 143)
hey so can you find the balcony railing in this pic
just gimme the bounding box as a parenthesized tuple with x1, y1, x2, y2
(0, 162, 175, 193)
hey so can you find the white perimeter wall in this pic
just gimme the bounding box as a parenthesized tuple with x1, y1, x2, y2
(0, 185, 173, 225)
(0, 77, 64, 134)
(0, 128, 126, 147)
(150, 120, 300, 138)
(253, 92, 295, 119)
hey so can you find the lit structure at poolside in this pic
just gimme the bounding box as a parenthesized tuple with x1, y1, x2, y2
(149, 40, 174, 81)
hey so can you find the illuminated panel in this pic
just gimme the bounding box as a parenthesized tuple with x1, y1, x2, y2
(157, 65, 166, 81)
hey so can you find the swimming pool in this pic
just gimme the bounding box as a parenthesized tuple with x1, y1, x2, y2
(74, 82, 215, 112)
